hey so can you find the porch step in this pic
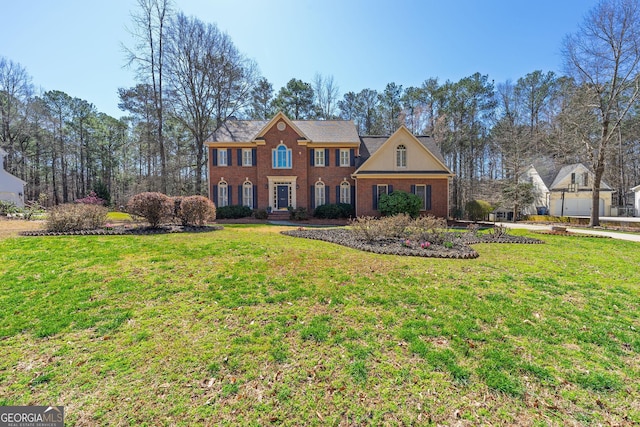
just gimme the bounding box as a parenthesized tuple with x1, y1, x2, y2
(268, 210, 290, 221)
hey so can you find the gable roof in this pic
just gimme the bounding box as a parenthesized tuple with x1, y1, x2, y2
(207, 112, 360, 144)
(354, 126, 452, 175)
(549, 163, 612, 190)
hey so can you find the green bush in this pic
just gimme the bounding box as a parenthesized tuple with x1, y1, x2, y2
(465, 199, 492, 221)
(126, 192, 173, 228)
(313, 203, 354, 219)
(216, 205, 253, 219)
(289, 207, 308, 221)
(378, 191, 421, 218)
(46, 203, 108, 232)
(254, 209, 269, 220)
(177, 196, 216, 226)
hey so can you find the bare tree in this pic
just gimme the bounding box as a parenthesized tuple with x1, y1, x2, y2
(165, 12, 258, 194)
(0, 56, 33, 175)
(125, 0, 172, 194)
(313, 73, 340, 120)
(562, 0, 640, 226)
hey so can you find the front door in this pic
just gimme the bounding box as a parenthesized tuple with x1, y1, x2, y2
(277, 185, 289, 209)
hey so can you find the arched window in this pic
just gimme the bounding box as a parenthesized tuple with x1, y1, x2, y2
(272, 144, 292, 168)
(396, 144, 407, 167)
(218, 181, 228, 207)
(243, 181, 253, 208)
(315, 180, 325, 207)
(340, 181, 351, 204)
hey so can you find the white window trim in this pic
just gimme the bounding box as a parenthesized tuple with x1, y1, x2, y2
(242, 149, 252, 167)
(272, 144, 292, 169)
(243, 181, 253, 208)
(315, 181, 326, 206)
(315, 149, 325, 167)
(340, 149, 350, 167)
(218, 149, 228, 167)
(218, 181, 229, 207)
(396, 145, 407, 168)
(340, 181, 351, 204)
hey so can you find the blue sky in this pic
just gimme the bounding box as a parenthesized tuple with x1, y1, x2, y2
(1, 0, 599, 119)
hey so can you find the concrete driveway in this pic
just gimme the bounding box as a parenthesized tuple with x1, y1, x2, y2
(496, 221, 640, 243)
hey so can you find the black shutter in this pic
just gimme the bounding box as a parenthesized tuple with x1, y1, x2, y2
(350, 149, 355, 166)
(310, 185, 315, 209)
(237, 149, 242, 166)
(212, 149, 218, 166)
(372, 185, 378, 210)
(227, 148, 233, 166)
(351, 186, 356, 207)
(411, 184, 416, 194)
(426, 185, 432, 210)
(325, 185, 330, 205)
(238, 185, 243, 206)
(335, 149, 340, 166)
(325, 149, 330, 166)
(228, 186, 232, 205)
(253, 185, 258, 208)
(389, 185, 394, 194)
(212, 185, 218, 203)
(310, 149, 315, 166)
(252, 148, 257, 166)
(336, 186, 340, 203)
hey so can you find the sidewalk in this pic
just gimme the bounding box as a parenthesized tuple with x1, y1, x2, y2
(496, 222, 640, 243)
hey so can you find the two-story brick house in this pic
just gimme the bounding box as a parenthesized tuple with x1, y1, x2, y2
(206, 112, 453, 218)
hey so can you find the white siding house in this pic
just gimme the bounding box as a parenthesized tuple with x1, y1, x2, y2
(632, 184, 640, 216)
(0, 149, 26, 207)
(548, 163, 612, 217)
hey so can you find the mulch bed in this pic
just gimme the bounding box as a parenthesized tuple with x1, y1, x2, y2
(19, 224, 223, 237)
(282, 228, 544, 259)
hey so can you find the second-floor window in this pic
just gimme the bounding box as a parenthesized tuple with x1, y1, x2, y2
(340, 149, 350, 167)
(315, 149, 325, 167)
(272, 144, 292, 169)
(242, 149, 252, 166)
(218, 149, 228, 166)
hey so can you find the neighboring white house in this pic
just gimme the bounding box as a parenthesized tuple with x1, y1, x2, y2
(0, 148, 26, 207)
(548, 163, 612, 217)
(520, 164, 550, 215)
(632, 184, 640, 216)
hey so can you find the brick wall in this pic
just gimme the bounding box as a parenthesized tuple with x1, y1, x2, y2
(355, 177, 449, 218)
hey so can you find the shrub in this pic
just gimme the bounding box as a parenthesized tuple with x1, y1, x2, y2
(406, 215, 448, 244)
(0, 200, 18, 216)
(379, 191, 422, 218)
(254, 209, 269, 220)
(177, 196, 216, 226)
(289, 207, 308, 221)
(350, 214, 412, 241)
(465, 199, 492, 221)
(314, 203, 354, 219)
(46, 203, 108, 232)
(126, 192, 173, 227)
(216, 205, 253, 219)
(75, 191, 107, 206)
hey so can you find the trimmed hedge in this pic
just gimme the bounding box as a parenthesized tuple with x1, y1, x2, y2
(46, 203, 108, 232)
(127, 192, 174, 228)
(314, 203, 354, 219)
(217, 205, 253, 219)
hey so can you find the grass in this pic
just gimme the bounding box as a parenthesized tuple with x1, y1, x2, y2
(0, 223, 639, 425)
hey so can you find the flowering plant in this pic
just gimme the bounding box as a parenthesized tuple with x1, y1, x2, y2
(420, 241, 431, 249)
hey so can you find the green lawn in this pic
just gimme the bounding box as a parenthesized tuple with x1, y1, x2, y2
(0, 224, 638, 426)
